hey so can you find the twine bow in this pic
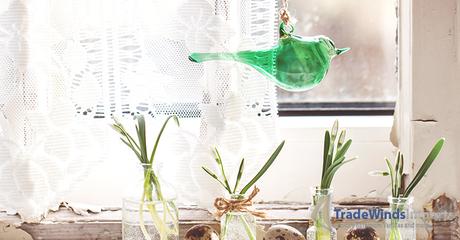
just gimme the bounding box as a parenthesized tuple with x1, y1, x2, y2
(214, 187, 266, 218)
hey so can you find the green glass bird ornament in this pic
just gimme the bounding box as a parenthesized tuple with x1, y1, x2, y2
(189, 24, 349, 91)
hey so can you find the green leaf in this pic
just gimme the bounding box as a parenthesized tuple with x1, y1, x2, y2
(111, 124, 124, 134)
(403, 138, 445, 197)
(240, 141, 285, 194)
(149, 115, 180, 164)
(202, 166, 232, 193)
(320, 121, 355, 189)
(321, 131, 331, 179)
(213, 147, 232, 193)
(172, 115, 180, 127)
(120, 138, 143, 162)
(337, 130, 346, 149)
(327, 141, 335, 165)
(368, 170, 389, 177)
(398, 153, 405, 194)
(331, 120, 339, 143)
(111, 122, 141, 152)
(394, 151, 401, 174)
(135, 115, 148, 163)
(399, 153, 404, 175)
(322, 158, 355, 188)
(233, 159, 245, 193)
(334, 139, 352, 162)
(111, 114, 181, 205)
(394, 151, 402, 196)
(322, 156, 345, 187)
(213, 147, 223, 165)
(385, 158, 396, 197)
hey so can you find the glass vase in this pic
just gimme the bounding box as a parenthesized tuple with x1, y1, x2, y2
(306, 187, 337, 240)
(122, 164, 179, 240)
(385, 197, 415, 240)
(220, 194, 257, 240)
(123, 198, 179, 240)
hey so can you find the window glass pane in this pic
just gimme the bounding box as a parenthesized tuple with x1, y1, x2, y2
(277, 0, 397, 103)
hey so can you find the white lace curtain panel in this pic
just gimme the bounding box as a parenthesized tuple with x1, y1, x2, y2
(0, 0, 279, 222)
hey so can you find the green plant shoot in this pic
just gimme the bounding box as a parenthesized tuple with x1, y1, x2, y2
(371, 138, 445, 240)
(320, 120, 357, 189)
(371, 138, 445, 198)
(203, 140, 285, 195)
(112, 115, 180, 240)
(202, 141, 285, 240)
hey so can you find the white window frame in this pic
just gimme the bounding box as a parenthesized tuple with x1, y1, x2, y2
(397, 0, 460, 203)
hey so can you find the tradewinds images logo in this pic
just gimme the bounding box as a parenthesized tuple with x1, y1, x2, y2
(334, 208, 407, 220)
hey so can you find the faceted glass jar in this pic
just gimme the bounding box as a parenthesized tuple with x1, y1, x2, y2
(122, 164, 179, 240)
(306, 187, 337, 240)
(385, 197, 415, 240)
(220, 194, 257, 240)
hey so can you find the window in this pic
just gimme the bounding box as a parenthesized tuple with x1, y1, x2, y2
(1, 1, 459, 240)
(278, 0, 397, 115)
(0, 0, 396, 226)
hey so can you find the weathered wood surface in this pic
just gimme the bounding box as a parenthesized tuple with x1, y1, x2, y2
(424, 195, 460, 240)
(0, 198, 458, 240)
(397, 0, 460, 237)
(0, 201, 388, 240)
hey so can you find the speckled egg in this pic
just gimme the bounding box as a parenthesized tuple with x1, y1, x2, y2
(184, 225, 219, 240)
(263, 225, 306, 240)
(345, 226, 379, 240)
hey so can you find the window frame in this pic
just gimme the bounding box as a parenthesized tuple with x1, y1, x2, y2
(278, 101, 396, 116)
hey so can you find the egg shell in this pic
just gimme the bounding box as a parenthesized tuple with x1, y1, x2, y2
(263, 224, 306, 240)
(184, 224, 219, 240)
(345, 225, 379, 240)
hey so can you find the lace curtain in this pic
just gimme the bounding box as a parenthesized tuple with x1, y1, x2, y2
(0, 0, 279, 221)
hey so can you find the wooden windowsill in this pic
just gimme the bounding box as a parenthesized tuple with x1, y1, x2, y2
(4, 196, 459, 240)
(0, 198, 391, 240)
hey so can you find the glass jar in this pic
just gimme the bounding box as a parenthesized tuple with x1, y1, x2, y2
(122, 198, 179, 240)
(306, 187, 337, 240)
(385, 197, 415, 240)
(220, 194, 257, 240)
(122, 164, 179, 240)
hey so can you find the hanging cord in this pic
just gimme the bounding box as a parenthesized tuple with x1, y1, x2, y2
(279, 0, 294, 35)
(279, 0, 291, 26)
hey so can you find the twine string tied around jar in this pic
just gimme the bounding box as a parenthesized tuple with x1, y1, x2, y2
(214, 187, 266, 218)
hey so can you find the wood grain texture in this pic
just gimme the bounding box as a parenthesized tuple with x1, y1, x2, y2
(426, 194, 460, 240)
(0, 198, 457, 240)
(0, 201, 387, 240)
